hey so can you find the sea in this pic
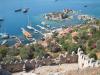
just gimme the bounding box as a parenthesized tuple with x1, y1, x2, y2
(0, 0, 100, 45)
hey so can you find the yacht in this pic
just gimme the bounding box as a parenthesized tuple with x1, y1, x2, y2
(36, 25, 45, 30)
(14, 9, 22, 12)
(0, 33, 9, 39)
(22, 8, 29, 13)
(26, 15, 35, 30)
(21, 28, 32, 38)
(0, 18, 4, 21)
(27, 25, 34, 30)
(41, 21, 46, 25)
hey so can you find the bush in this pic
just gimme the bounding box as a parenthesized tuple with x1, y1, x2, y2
(96, 40, 100, 50)
(34, 44, 46, 58)
(0, 46, 8, 57)
(89, 52, 97, 60)
(19, 47, 34, 59)
(67, 43, 79, 54)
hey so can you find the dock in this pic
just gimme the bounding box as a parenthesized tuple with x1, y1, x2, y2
(36, 25, 49, 31)
(27, 26, 44, 36)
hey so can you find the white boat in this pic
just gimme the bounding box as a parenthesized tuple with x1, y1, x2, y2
(36, 25, 50, 32)
(0, 33, 9, 39)
(26, 15, 35, 30)
(41, 21, 46, 25)
(27, 25, 34, 30)
(36, 25, 45, 30)
(1, 40, 8, 45)
(27, 37, 36, 42)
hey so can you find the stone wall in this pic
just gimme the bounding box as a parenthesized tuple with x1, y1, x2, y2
(0, 53, 78, 73)
(77, 47, 100, 69)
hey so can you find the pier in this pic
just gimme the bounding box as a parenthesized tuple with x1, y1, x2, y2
(36, 25, 49, 31)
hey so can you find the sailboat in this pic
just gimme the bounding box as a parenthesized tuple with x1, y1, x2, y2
(26, 15, 39, 34)
(36, 25, 45, 30)
(36, 25, 50, 32)
(26, 15, 35, 30)
(0, 21, 9, 39)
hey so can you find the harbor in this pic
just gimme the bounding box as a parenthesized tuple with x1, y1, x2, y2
(0, 0, 100, 46)
(0, 0, 100, 75)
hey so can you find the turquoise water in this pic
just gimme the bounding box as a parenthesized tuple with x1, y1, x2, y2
(0, 0, 100, 44)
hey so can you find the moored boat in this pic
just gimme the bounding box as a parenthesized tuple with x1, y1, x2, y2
(0, 18, 4, 21)
(22, 8, 29, 13)
(0, 33, 9, 39)
(14, 9, 22, 12)
(21, 28, 32, 38)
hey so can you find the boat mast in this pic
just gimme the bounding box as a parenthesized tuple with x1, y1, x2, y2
(27, 15, 31, 26)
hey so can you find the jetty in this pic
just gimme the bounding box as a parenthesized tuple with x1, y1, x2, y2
(27, 26, 44, 36)
(36, 25, 49, 31)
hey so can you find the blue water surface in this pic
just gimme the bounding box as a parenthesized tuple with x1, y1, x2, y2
(0, 0, 100, 44)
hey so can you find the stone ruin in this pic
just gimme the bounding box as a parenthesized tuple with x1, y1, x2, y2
(1, 48, 99, 73)
(77, 47, 100, 69)
(0, 52, 78, 73)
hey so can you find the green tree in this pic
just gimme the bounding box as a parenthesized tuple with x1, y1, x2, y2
(19, 47, 34, 59)
(0, 46, 8, 58)
(34, 44, 46, 58)
(67, 43, 79, 54)
(7, 48, 19, 56)
(96, 40, 100, 50)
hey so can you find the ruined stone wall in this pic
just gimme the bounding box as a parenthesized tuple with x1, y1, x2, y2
(0, 53, 78, 73)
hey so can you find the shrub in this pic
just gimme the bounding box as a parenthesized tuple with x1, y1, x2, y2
(89, 52, 97, 60)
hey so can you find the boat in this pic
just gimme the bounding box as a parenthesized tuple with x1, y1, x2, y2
(36, 25, 45, 30)
(45, 24, 50, 28)
(34, 30, 38, 34)
(27, 25, 39, 33)
(26, 15, 35, 30)
(21, 28, 32, 38)
(55, 0, 59, 2)
(27, 37, 36, 42)
(14, 9, 22, 12)
(1, 40, 8, 45)
(22, 8, 29, 13)
(51, 27, 56, 30)
(10, 35, 16, 38)
(0, 33, 9, 39)
(27, 25, 34, 30)
(41, 21, 46, 25)
(0, 18, 4, 21)
(84, 5, 87, 7)
(36, 25, 50, 32)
